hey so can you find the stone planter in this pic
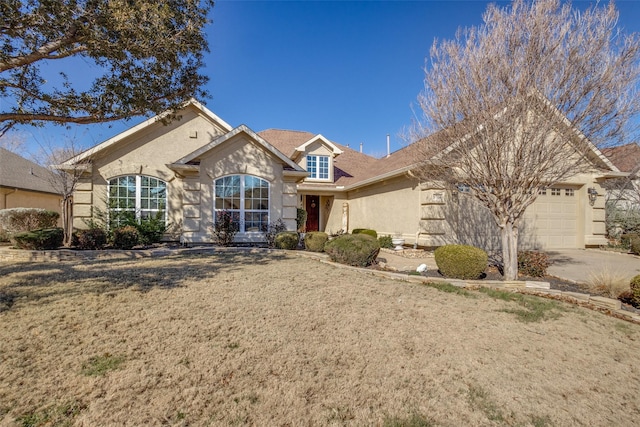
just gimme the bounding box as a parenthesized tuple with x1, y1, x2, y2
(391, 237, 405, 251)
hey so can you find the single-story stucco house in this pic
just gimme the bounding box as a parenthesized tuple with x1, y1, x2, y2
(60, 99, 621, 250)
(0, 147, 62, 216)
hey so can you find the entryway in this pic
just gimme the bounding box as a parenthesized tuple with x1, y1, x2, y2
(305, 195, 320, 231)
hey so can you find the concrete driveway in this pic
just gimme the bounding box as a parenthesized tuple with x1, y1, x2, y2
(547, 249, 640, 284)
(379, 248, 639, 284)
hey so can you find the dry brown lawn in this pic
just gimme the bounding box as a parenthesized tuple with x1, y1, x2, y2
(1, 251, 639, 426)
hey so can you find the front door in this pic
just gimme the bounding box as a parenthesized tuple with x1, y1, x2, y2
(305, 195, 320, 231)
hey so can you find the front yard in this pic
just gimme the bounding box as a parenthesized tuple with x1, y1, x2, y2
(1, 252, 639, 426)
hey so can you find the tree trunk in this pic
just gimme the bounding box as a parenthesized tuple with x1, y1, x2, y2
(62, 196, 73, 247)
(501, 221, 519, 280)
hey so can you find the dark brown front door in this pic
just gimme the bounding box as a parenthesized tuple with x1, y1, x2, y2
(305, 195, 320, 231)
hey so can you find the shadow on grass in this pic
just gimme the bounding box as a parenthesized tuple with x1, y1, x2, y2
(0, 250, 289, 312)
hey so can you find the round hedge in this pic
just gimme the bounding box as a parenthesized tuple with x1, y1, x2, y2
(304, 231, 328, 252)
(274, 231, 299, 250)
(324, 233, 380, 267)
(352, 228, 378, 239)
(434, 244, 488, 280)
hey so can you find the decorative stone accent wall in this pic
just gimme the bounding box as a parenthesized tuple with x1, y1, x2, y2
(72, 177, 94, 229)
(418, 182, 454, 247)
(282, 181, 299, 231)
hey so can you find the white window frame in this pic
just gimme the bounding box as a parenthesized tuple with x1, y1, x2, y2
(213, 175, 270, 233)
(306, 155, 330, 180)
(107, 175, 167, 224)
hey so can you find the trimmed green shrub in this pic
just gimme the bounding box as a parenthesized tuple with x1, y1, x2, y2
(112, 226, 139, 249)
(304, 231, 328, 252)
(352, 228, 378, 239)
(135, 213, 168, 245)
(630, 275, 640, 306)
(630, 236, 640, 255)
(517, 251, 550, 277)
(0, 208, 59, 234)
(324, 233, 380, 267)
(74, 228, 107, 250)
(274, 231, 299, 250)
(265, 218, 288, 248)
(378, 234, 393, 249)
(11, 227, 63, 250)
(621, 233, 639, 250)
(434, 244, 488, 280)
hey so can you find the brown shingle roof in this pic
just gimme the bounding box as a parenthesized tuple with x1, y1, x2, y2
(602, 143, 640, 172)
(0, 147, 60, 194)
(258, 129, 415, 188)
(258, 129, 318, 157)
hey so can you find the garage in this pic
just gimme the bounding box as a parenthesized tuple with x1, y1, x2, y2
(524, 186, 581, 249)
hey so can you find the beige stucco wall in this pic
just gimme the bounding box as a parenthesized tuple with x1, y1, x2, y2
(0, 188, 62, 225)
(319, 168, 608, 250)
(73, 105, 230, 232)
(73, 111, 298, 243)
(322, 175, 423, 240)
(180, 132, 296, 243)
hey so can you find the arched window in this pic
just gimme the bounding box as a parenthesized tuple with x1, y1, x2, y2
(108, 175, 167, 223)
(214, 175, 269, 232)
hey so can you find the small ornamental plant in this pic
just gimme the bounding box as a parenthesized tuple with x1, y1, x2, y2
(517, 251, 550, 277)
(112, 226, 139, 250)
(211, 211, 239, 246)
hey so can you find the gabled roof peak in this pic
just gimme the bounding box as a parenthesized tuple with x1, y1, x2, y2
(294, 134, 344, 156)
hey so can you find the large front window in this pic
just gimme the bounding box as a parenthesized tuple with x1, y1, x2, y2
(214, 175, 269, 232)
(108, 175, 167, 223)
(306, 155, 329, 180)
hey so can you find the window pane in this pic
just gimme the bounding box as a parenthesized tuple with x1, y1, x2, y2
(214, 175, 269, 233)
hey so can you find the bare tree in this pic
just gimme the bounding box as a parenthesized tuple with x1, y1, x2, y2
(0, 133, 26, 153)
(32, 136, 89, 247)
(411, 0, 640, 280)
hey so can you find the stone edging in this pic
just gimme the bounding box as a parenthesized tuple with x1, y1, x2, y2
(309, 255, 640, 325)
(2, 246, 638, 324)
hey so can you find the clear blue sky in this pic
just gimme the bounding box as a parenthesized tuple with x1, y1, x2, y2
(10, 0, 640, 158)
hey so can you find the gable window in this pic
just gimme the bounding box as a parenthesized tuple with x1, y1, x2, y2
(306, 155, 330, 180)
(214, 175, 269, 232)
(108, 175, 167, 223)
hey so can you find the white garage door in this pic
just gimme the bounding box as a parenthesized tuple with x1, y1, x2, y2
(524, 186, 579, 249)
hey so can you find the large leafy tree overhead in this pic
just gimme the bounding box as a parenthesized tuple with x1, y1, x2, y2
(0, 0, 214, 137)
(413, 0, 640, 280)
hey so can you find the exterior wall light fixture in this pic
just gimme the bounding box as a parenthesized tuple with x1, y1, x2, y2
(587, 187, 598, 206)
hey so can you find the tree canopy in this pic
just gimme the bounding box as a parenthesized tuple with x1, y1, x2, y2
(0, 0, 214, 137)
(413, 0, 640, 280)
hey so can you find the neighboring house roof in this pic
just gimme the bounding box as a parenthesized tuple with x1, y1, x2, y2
(0, 147, 60, 195)
(602, 143, 640, 173)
